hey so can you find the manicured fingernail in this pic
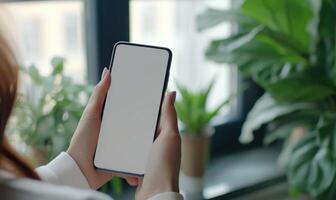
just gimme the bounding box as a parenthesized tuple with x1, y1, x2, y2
(101, 67, 108, 80)
(171, 91, 176, 105)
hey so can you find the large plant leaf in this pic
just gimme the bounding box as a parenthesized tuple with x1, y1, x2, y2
(241, 0, 313, 50)
(196, 8, 255, 31)
(316, 0, 336, 87)
(265, 109, 319, 145)
(264, 123, 303, 146)
(205, 29, 306, 75)
(255, 66, 335, 103)
(316, 0, 336, 39)
(218, 26, 263, 54)
(316, 115, 336, 159)
(318, 178, 336, 200)
(288, 133, 336, 198)
(240, 94, 313, 143)
(205, 27, 267, 65)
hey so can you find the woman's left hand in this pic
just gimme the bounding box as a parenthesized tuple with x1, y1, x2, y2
(67, 68, 138, 189)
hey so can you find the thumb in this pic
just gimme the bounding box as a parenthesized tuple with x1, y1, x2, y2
(89, 67, 111, 110)
(160, 91, 179, 133)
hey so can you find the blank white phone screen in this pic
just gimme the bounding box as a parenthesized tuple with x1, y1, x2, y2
(94, 43, 171, 175)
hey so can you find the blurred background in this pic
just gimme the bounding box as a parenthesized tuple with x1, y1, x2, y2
(2, 0, 336, 200)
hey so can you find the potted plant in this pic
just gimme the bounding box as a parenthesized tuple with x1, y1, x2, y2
(197, 0, 336, 199)
(8, 57, 122, 195)
(8, 57, 91, 164)
(175, 81, 229, 199)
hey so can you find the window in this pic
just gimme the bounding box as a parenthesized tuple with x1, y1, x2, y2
(130, 0, 237, 120)
(4, 1, 87, 83)
(18, 17, 43, 63)
(64, 12, 81, 54)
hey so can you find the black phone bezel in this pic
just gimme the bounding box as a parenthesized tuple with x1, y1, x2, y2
(93, 41, 173, 177)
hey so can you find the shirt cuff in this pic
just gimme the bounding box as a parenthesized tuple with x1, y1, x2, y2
(36, 152, 90, 190)
(148, 192, 184, 200)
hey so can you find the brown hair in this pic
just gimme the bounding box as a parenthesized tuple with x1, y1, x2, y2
(0, 30, 40, 179)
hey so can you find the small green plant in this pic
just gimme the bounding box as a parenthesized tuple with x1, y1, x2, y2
(10, 57, 92, 162)
(175, 81, 229, 136)
(9, 57, 123, 195)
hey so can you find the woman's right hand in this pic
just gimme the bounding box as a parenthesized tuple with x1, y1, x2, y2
(135, 92, 182, 200)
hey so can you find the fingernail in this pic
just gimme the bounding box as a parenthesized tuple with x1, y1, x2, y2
(171, 91, 176, 105)
(101, 67, 108, 80)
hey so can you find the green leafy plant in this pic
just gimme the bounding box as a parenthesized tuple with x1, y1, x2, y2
(197, 0, 336, 199)
(10, 57, 91, 162)
(175, 81, 229, 135)
(9, 57, 123, 195)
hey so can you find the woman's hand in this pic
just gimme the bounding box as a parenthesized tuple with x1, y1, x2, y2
(67, 68, 138, 189)
(135, 92, 182, 200)
(67, 67, 181, 195)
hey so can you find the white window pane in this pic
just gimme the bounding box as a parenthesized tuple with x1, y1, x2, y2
(130, 0, 237, 121)
(4, 1, 87, 83)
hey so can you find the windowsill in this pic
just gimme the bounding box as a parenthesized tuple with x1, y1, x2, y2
(204, 144, 284, 199)
(113, 144, 285, 200)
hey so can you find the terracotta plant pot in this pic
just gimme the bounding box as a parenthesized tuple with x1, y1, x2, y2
(181, 134, 210, 177)
(180, 127, 214, 199)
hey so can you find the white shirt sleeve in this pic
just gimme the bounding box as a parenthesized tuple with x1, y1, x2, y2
(36, 152, 90, 189)
(36, 152, 184, 200)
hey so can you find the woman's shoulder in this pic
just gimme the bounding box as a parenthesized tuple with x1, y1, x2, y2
(0, 171, 112, 200)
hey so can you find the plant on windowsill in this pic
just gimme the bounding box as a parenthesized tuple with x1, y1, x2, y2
(175, 80, 229, 198)
(8, 57, 122, 195)
(197, 0, 336, 199)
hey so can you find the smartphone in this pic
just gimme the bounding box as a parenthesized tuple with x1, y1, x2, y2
(94, 42, 172, 176)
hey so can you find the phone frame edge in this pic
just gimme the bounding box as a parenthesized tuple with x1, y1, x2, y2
(93, 41, 173, 177)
